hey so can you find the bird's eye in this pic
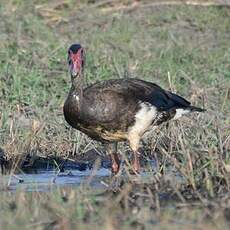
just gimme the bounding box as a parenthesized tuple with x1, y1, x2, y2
(68, 59, 72, 65)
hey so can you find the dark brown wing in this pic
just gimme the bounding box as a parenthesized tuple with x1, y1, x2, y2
(84, 78, 191, 108)
(79, 78, 192, 129)
(80, 80, 139, 130)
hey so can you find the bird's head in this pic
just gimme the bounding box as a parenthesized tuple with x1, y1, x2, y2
(67, 44, 85, 77)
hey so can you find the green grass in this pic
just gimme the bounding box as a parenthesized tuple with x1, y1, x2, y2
(0, 0, 229, 157)
(0, 0, 229, 229)
(0, 182, 229, 229)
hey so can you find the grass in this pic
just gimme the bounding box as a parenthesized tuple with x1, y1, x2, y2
(0, 185, 229, 229)
(0, 0, 229, 229)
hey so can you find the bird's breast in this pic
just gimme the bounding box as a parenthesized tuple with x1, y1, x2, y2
(76, 123, 127, 142)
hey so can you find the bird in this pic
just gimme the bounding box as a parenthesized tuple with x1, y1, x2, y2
(63, 44, 205, 174)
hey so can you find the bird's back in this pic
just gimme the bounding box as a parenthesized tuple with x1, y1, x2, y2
(64, 78, 203, 142)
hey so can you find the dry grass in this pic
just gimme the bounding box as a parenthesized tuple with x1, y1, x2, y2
(0, 0, 229, 228)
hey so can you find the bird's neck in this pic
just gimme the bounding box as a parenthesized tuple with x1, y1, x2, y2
(70, 71, 84, 108)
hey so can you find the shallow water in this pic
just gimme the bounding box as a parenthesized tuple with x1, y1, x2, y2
(0, 159, 185, 192)
(0, 168, 111, 192)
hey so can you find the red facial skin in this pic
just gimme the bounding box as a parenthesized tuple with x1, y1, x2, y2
(69, 48, 83, 76)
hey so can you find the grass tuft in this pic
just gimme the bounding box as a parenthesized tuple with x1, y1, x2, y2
(0, 0, 229, 228)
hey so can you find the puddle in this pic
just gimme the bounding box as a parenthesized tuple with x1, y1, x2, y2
(0, 168, 111, 192)
(0, 155, 186, 192)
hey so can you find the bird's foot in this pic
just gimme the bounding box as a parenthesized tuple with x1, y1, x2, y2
(110, 153, 120, 175)
(131, 162, 140, 174)
(111, 161, 120, 174)
(133, 163, 140, 173)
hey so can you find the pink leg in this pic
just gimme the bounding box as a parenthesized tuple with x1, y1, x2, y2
(111, 152, 120, 174)
(132, 151, 140, 173)
(106, 143, 120, 174)
(128, 134, 141, 173)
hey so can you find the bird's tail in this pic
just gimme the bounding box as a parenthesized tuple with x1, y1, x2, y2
(188, 106, 206, 112)
(172, 106, 206, 120)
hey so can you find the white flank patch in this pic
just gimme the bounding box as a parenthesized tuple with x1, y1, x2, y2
(128, 102, 157, 137)
(73, 94, 80, 102)
(173, 108, 190, 120)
